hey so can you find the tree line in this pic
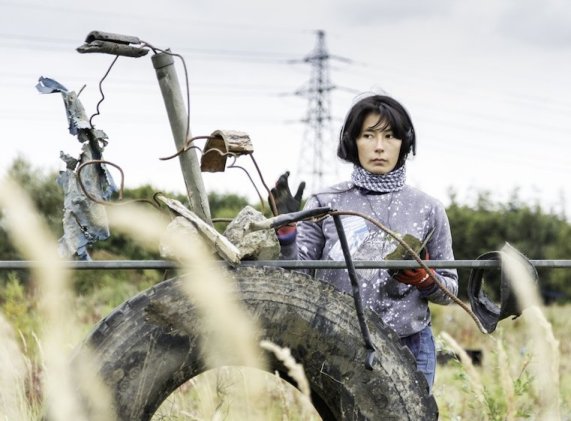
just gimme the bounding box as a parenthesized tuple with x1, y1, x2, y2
(1, 158, 569, 303)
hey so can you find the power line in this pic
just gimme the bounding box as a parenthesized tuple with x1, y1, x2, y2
(0, 75, 299, 95)
(5, 30, 568, 114)
(0, 32, 76, 46)
(0, 2, 316, 37)
(0, 32, 303, 62)
(338, 59, 571, 114)
(3, 31, 570, 151)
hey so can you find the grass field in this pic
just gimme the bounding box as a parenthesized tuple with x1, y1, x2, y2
(431, 302, 569, 420)
(1, 267, 569, 419)
(0, 180, 568, 420)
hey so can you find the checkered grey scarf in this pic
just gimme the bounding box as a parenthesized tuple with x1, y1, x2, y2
(351, 165, 406, 193)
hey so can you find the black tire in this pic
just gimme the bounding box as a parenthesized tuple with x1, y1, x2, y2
(76, 266, 438, 420)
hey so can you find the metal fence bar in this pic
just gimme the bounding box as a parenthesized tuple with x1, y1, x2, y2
(1, 259, 571, 270)
(240, 260, 571, 269)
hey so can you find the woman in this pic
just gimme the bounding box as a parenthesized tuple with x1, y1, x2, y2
(273, 94, 458, 391)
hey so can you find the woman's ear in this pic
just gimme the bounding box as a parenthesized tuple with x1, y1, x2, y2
(402, 128, 415, 156)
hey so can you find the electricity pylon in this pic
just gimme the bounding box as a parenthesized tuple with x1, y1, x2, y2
(294, 30, 350, 193)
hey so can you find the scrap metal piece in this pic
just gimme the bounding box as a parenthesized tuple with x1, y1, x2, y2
(84, 30, 142, 45)
(245, 206, 332, 232)
(57, 154, 111, 260)
(77, 30, 148, 58)
(385, 228, 434, 277)
(77, 40, 148, 58)
(385, 229, 434, 260)
(37, 76, 117, 260)
(200, 130, 254, 172)
(36, 77, 90, 135)
(467, 243, 539, 333)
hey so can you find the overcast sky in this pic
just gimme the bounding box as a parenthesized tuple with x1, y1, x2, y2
(1, 0, 570, 220)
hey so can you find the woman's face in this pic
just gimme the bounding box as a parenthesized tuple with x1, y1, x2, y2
(356, 112, 402, 174)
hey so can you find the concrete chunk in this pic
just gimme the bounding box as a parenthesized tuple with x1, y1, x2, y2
(224, 206, 280, 261)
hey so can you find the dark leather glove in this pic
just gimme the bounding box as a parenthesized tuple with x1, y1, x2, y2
(394, 251, 436, 290)
(269, 171, 306, 215)
(269, 171, 305, 245)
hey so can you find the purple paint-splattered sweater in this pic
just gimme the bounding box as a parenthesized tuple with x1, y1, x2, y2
(280, 181, 458, 337)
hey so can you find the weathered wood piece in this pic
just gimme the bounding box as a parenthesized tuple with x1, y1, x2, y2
(156, 194, 241, 265)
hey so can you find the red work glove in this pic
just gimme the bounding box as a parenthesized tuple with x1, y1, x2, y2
(394, 252, 436, 290)
(276, 224, 297, 245)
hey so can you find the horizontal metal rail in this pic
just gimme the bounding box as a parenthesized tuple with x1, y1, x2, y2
(1, 259, 571, 270)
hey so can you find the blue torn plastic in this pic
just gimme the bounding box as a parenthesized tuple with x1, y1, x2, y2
(37, 76, 117, 260)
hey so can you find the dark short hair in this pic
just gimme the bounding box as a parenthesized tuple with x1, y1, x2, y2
(337, 95, 416, 169)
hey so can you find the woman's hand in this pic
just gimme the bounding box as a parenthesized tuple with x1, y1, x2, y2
(269, 171, 305, 215)
(394, 251, 436, 290)
(269, 171, 305, 245)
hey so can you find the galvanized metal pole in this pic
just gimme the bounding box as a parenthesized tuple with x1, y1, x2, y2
(151, 51, 212, 225)
(2, 260, 571, 270)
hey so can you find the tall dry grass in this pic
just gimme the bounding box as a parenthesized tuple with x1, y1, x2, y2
(108, 204, 318, 419)
(0, 177, 115, 421)
(503, 246, 560, 419)
(433, 244, 565, 420)
(0, 313, 33, 420)
(107, 204, 266, 371)
(2, 176, 568, 419)
(0, 179, 315, 420)
(152, 365, 319, 420)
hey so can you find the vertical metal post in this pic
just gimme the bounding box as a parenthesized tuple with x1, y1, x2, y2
(332, 214, 376, 370)
(151, 52, 212, 225)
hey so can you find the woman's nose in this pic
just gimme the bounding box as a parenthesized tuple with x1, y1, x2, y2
(373, 137, 385, 151)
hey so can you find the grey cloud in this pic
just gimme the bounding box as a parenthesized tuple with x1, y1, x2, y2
(330, 0, 455, 24)
(498, 0, 571, 48)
